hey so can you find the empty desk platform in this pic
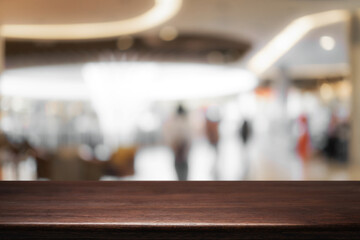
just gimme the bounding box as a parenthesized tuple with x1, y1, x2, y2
(0, 181, 359, 239)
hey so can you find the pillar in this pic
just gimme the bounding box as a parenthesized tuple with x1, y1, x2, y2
(349, 11, 360, 166)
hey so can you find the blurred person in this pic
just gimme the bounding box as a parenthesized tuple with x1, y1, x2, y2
(334, 120, 350, 163)
(0, 134, 16, 180)
(163, 104, 191, 180)
(205, 106, 220, 179)
(0, 135, 37, 180)
(323, 113, 350, 163)
(240, 119, 252, 145)
(239, 119, 252, 179)
(296, 115, 312, 162)
(323, 113, 338, 161)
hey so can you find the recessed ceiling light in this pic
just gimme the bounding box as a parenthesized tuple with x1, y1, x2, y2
(159, 26, 178, 41)
(320, 36, 335, 51)
(117, 36, 134, 50)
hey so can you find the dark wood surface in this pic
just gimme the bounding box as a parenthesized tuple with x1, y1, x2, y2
(0, 181, 359, 239)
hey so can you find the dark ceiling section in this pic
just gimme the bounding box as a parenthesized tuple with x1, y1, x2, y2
(260, 75, 346, 90)
(5, 35, 251, 69)
(292, 76, 346, 90)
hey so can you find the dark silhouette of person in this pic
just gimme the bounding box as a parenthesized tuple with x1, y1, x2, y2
(240, 119, 252, 145)
(164, 104, 191, 180)
(239, 119, 252, 179)
(205, 106, 220, 179)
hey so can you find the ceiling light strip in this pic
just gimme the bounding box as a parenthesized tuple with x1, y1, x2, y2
(0, 0, 182, 40)
(247, 10, 350, 76)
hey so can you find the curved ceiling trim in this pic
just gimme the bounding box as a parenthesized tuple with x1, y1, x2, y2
(247, 10, 350, 77)
(0, 0, 182, 40)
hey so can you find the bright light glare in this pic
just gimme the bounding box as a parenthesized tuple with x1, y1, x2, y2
(0, 62, 257, 146)
(0, 0, 182, 40)
(320, 83, 334, 101)
(0, 63, 257, 100)
(320, 36, 336, 51)
(247, 10, 349, 76)
(82, 62, 257, 145)
(82, 62, 258, 100)
(0, 66, 89, 100)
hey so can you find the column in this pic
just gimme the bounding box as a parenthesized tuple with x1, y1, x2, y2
(349, 11, 360, 166)
(0, 29, 3, 74)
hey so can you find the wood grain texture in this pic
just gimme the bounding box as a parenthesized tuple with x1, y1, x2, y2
(0, 181, 359, 239)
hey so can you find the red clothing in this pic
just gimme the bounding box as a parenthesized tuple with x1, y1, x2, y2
(296, 115, 311, 162)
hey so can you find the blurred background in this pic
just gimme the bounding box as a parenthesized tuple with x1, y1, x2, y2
(0, 0, 360, 180)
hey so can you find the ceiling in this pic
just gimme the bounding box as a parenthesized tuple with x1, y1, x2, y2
(1, 0, 360, 76)
(0, 0, 154, 24)
(4, 35, 251, 69)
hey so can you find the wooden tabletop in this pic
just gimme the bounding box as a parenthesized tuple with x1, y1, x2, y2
(0, 181, 359, 239)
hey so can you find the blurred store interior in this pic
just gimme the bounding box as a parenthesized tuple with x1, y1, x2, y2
(0, 0, 360, 180)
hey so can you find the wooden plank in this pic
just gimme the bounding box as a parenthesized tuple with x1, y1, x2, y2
(0, 181, 359, 239)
